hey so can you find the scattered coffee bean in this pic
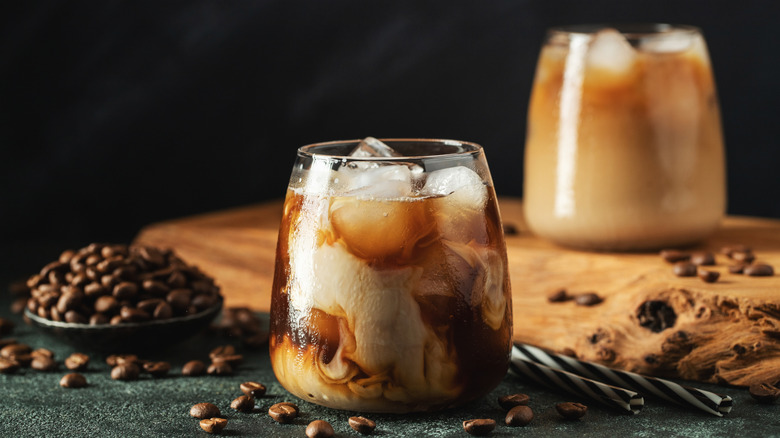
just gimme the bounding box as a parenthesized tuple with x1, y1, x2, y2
(230, 395, 255, 413)
(143, 361, 171, 377)
(720, 244, 751, 257)
(498, 393, 530, 410)
(1, 343, 30, 359)
(190, 402, 221, 419)
(200, 418, 228, 434)
(60, 373, 87, 388)
(732, 251, 756, 263)
(348, 416, 376, 435)
(555, 402, 588, 420)
(673, 261, 697, 277)
(697, 268, 720, 283)
(574, 292, 603, 306)
(660, 249, 689, 263)
(207, 361, 233, 376)
(240, 381, 267, 398)
(182, 360, 207, 376)
(547, 289, 570, 303)
(31, 355, 57, 371)
(111, 362, 140, 381)
(0, 318, 14, 336)
(268, 402, 299, 424)
(462, 419, 496, 436)
(744, 263, 774, 277)
(749, 382, 780, 404)
(209, 345, 236, 359)
(64, 353, 90, 371)
(31, 348, 54, 359)
(212, 354, 243, 366)
(106, 354, 138, 366)
(505, 405, 534, 427)
(306, 420, 335, 438)
(0, 357, 20, 374)
(728, 263, 746, 274)
(690, 251, 715, 266)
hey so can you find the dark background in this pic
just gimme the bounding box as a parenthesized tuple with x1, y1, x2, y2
(2, 0, 779, 274)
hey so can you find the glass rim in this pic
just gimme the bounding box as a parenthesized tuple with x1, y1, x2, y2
(297, 138, 484, 161)
(547, 23, 701, 39)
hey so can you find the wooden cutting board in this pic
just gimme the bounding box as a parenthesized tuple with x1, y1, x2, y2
(134, 197, 780, 387)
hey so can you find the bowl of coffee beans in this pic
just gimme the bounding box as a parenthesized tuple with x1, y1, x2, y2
(22, 243, 224, 352)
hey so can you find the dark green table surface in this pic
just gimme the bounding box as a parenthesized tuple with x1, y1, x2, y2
(2, 280, 779, 438)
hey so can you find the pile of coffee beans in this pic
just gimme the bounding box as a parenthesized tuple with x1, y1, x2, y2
(24, 243, 222, 325)
(661, 245, 774, 283)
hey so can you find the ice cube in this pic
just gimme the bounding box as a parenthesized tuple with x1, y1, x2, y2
(640, 31, 693, 53)
(341, 164, 414, 198)
(586, 28, 637, 73)
(350, 137, 401, 157)
(423, 166, 487, 210)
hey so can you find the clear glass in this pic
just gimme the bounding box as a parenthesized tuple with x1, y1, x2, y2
(269, 139, 513, 412)
(524, 24, 726, 251)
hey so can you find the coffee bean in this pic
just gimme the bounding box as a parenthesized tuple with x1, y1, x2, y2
(60, 373, 87, 388)
(153, 302, 173, 319)
(64, 310, 88, 324)
(113, 282, 138, 300)
(268, 402, 298, 423)
(240, 381, 267, 398)
(728, 263, 746, 274)
(462, 419, 496, 436)
(660, 249, 689, 263)
(143, 361, 171, 377)
(190, 402, 221, 419)
(207, 361, 233, 376)
(697, 268, 720, 283)
(0, 318, 15, 336)
(200, 418, 228, 434)
(575, 292, 603, 306)
(84, 282, 107, 298)
(749, 382, 780, 404)
(547, 289, 570, 303)
(555, 402, 588, 420)
(167, 271, 188, 289)
(498, 393, 530, 410)
(64, 353, 90, 371)
(690, 251, 715, 266)
(212, 354, 243, 366)
(192, 294, 216, 310)
(348, 416, 376, 435)
(137, 298, 164, 313)
(110, 315, 123, 325)
(56, 290, 84, 314)
(744, 263, 774, 277)
(210, 345, 236, 359)
(0, 357, 20, 374)
(732, 251, 756, 263)
(673, 261, 697, 277)
(90, 313, 109, 325)
(31, 348, 54, 359)
(230, 395, 255, 413)
(1, 343, 30, 359)
(138, 246, 166, 267)
(111, 362, 140, 380)
(720, 244, 751, 257)
(182, 360, 207, 376)
(120, 306, 150, 323)
(505, 405, 534, 427)
(167, 288, 192, 311)
(31, 355, 57, 371)
(306, 420, 335, 438)
(106, 354, 139, 366)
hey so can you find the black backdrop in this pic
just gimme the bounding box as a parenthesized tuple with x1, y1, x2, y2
(2, 1, 779, 272)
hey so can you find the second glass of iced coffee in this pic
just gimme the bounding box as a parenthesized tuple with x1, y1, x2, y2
(269, 138, 513, 413)
(524, 24, 726, 251)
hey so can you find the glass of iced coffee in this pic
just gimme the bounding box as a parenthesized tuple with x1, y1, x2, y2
(524, 24, 726, 251)
(269, 138, 512, 413)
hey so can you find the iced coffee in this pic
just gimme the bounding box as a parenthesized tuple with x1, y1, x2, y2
(524, 25, 726, 250)
(269, 139, 512, 412)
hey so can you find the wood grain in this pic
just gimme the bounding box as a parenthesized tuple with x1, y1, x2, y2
(134, 198, 780, 386)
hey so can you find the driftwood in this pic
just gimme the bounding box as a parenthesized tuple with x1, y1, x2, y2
(134, 198, 780, 386)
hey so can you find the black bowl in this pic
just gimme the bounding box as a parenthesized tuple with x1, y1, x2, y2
(24, 299, 223, 353)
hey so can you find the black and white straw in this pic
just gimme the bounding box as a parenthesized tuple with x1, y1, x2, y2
(513, 343, 733, 416)
(510, 347, 645, 414)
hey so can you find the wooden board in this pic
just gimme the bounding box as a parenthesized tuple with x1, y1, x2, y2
(134, 198, 780, 386)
